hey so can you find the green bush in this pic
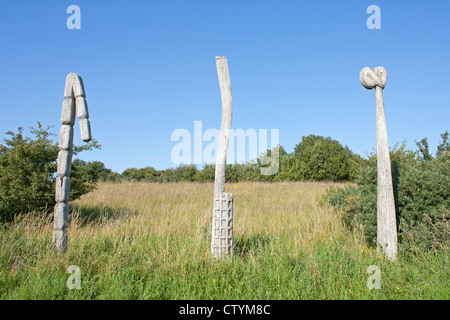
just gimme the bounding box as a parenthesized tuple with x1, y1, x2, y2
(396, 156, 449, 252)
(293, 135, 363, 181)
(321, 135, 450, 253)
(122, 166, 160, 182)
(195, 163, 215, 182)
(71, 159, 116, 183)
(0, 123, 100, 222)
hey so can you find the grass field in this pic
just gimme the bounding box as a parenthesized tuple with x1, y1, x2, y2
(0, 182, 448, 299)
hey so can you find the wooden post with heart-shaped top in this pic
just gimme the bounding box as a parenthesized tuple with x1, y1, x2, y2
(54, 73, 92, 252)
(360, 66, 398, 261)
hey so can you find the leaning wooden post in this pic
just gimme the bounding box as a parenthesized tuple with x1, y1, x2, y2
(211, 56, 234, 259)
(360, 66, 398, 261)
(54, 73, 92, 252)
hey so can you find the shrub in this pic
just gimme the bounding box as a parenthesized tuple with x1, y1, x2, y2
(122, 166, 160, 182)
(195, 163, 215, 182)
(396, 156, 449, 252)
(321, 136, 450, 252)
(0, 123, 100, 222)
(293, 135, 363, 181)
(71, 159, 114, 183)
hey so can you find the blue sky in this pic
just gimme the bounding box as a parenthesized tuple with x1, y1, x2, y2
(0, 0, 449, 173)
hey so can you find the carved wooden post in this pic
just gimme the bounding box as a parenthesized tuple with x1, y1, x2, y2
(211, 56, 233, 259)
(54, 73, 92, 251)
(360, 66, 398, 261)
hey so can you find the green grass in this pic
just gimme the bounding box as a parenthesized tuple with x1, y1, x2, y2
(0, 182, 448, 299)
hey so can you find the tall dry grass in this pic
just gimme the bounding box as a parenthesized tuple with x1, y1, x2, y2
(69, 181, 360, 257)
(1, 182, 448, 299)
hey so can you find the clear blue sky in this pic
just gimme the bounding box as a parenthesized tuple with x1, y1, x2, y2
(1, 0, 449, 173)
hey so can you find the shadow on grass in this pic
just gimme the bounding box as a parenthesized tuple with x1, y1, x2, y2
(233, 233, 271, 258)
(70, 204, 135, 226)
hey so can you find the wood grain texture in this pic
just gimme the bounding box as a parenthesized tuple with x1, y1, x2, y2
(54, 73, 91, 252)
(214, 56, 233, 194)
(212, 57, 234, 259)
(360, 66, 398, 261)
(375, 85, 398, 261)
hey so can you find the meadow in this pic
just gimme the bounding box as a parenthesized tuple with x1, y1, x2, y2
(0, 182, 448, 299)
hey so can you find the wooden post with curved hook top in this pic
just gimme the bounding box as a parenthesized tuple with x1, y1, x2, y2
(54, 73, 92, 252)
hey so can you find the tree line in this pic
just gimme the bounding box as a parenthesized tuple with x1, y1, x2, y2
(1, 122, 448, 228)
(100, 135, 365, 183)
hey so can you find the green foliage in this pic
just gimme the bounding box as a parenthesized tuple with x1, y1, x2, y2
(122, 166, 160, 182)
(71, 159, 114, 183)
(293, 135, 363, 181)
(225, 162, 260, 182)
(0, 123, 100, 222)
(395, 156, 449, 252)
(177, 164, 198, 182)
(322, 134, 450, 252)
(121, 165, 201, 183)
(113, 135, 364, 184)
(195, 163, 215, 182)
(436, 131, 449, 160)
(0, 130, 370, 190)
(70, 159, 121, 198)
(0, 124, 58, 222)
(416, 137, 433, 161)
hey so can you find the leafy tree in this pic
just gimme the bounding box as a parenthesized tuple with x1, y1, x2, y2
(416, 137, 433, 161)
(72, 159, 113, 183)
(176, 164, 198, 182)
(436, 131, 449, 160)
(122, 168, 144, 181)
(121, 166, 160, 181)
(195, 163, 215, 182)
(255, 145, 284, 181)
(293, 134, 362, 181)
(102, 171, 121, 182)
(0, 123, 100, 222)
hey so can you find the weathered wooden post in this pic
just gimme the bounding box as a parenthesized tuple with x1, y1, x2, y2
(360, 66, 398, 261)
(211, 56, 234, 259)
(54, 73, 92, 251)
